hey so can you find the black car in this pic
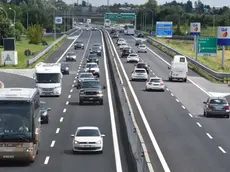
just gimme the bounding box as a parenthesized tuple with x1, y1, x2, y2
(112, 32, 119, 39)
(61, 63, 70, 75)
(77, 79, 106, 105)
(135, 62, 150, 74)
(87, 54, 99, 64)
(110, 29, 116, 34)
(74, 40, 84, 49)
(90, 46, 102, 56)
(137, 33, 144, 38)
(121, 47, 132, 58)
(135, 39, 143, 46)
(40, 101, 51, 124)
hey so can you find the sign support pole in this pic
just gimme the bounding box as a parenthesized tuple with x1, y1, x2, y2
(222, 45, 225, 69)
(195, 35, 198, 60)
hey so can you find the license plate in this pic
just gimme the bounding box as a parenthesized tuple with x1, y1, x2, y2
(153, 84, 159, 86)
(84, 145, 91, 147)
(89, 98, 94, 100)
(215, 106, 222, 110)
(3, 155, 14, 158)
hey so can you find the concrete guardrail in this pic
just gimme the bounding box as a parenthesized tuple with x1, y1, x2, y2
(147, 36, 230, 81)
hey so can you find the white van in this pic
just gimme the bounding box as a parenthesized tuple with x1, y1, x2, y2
(168, 55, 188, 82)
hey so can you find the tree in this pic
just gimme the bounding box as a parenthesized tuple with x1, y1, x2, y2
(82, 0, 86, 7)
(185, 0, 193, 13)
(27, 24, 43, 44)
(88, 4, 92, 12)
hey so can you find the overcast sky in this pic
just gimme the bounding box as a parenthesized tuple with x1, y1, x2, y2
(64, 0, 230, 8)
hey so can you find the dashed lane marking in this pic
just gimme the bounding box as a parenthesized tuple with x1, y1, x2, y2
(175, 99, 179, 102)
(70, 89, 73, 92)
(196, 122, 202, 127)
(50, 141, 55, 147)
(72, 84, 74, 87)
(56, 128, 60, 134)
(181, 105, 185, 109)
(206, 133, 213, 139)
(68, 95, 71, 98)
(73, 80, 76, 83)
(218, 146, 227, 153)
(170, 93, 174, 96)
(66, 101, 69, 105)
(60, 117, 64, 122)
(63, 108, 66, 113)
(188, 113, 193, 118)
(44, 156, 50, 164)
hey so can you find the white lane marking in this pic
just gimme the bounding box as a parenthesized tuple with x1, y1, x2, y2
(175, 99, 179, 102)
(166, 88, 169, 91)
(206, 133, 213, 139)
(70, 89, 73, 92)
(56, 128, 60, 134)
(73, 80, 76, 83)
(188, 113, 193, 118)
(63, 108, 66, 113)
(60, 117, 64, 122)
(68, 95, 71, 98)
(218, 146, 226, 153)
(79, 64, 82, 67)
(107, 31, 170, 172)
(56, 29, 83, 63)
(50, 141, 55, 147)
(196, 122, 202, 127)
(170, 93, 174, 96)
(181, 105, 185, 109)
(72, 84, 74, 87)
(66, 101, 69, 105)
(143, 38, 212, 97)
(69, 28, 81, 36)
(75, 76, 77, 79)
(44, 156, 50, 164)
(100, 30, 123, 172)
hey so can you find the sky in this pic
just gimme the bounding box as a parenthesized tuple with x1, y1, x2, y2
(64, 0, 230, 8)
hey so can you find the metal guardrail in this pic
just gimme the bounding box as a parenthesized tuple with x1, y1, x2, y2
(102, 29, 154, 172)
(27, 28, 78, 67)
(147, 36, 230, 80)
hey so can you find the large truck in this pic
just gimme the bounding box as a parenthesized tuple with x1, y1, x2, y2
(124, 24, 135, 35)
(0, 88, 41, 162)
(34, 62, 63, 96)
(87, 18, 91, 24)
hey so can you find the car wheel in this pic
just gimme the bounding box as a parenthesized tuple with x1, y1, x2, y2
(169, 77, 172, 81)
(183, 78, 187, 82)
(46, 120, 49, 124)
(98, 150, 103, 154)
(79, 100, 83, 105)
(226, 115, 229, 118)
(162, 89, 165, 92)
(145, 87, 148, 91)
(206, 112, 210, 117)
(99, 100, 103, 105)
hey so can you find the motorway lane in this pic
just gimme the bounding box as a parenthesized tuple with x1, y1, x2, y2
(43, 30, 128, 172)
(108, 34, 230, 172)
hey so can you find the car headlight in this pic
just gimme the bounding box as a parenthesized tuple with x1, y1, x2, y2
(96, 140, 101, 144)
(54, 86, 60, 89)
(97, 90, 102, 94)
(42, 111, 47, 116)
(74, 140, 79, 144)
(65, 67, 69, 70)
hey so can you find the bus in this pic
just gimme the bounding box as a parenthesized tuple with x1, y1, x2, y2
(124, 24, 135, 35)
(104, 19, 111, 28)
(35, 62, 63, 96)
(0, 88, 41, 163)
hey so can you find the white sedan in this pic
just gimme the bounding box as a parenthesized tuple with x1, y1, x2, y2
(131, 68, 148, 81)
(66, 52, 77, 61)
(117, 40, 126, 46)
(127, 53, 140, 63)
(137, 44, 147, 53)
(145, 77, 165, 91)
(71, 126, 105, 153)
(119, 43, 129, 50)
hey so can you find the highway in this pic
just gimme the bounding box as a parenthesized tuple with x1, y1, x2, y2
(106, 32, 230, 172)
(0, 29, 129, 172)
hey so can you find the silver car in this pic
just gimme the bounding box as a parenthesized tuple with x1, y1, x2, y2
(203, 97, 230, 118)
(77, 72, 95, 87)
(66, 52, 77, 61)
(137, 44, 147, 53)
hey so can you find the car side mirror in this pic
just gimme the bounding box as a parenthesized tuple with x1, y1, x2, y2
(203, 101, 206, 104)
(103, 85, 106, 89)
(168, 66, 171, 69)
(47, 108, 51, 111)
(71, 134, 74, 138)
(101, 134, 105, 137)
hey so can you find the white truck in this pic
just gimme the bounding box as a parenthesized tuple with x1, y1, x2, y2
(168, 55, 188, 82)
(87, 18, 91, 24)
(34, 62, 63, 96)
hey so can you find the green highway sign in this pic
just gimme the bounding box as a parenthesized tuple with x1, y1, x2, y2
(104, 13, 136, 20)
(104, 13, 118, 20)
(197, 37, 217, 56)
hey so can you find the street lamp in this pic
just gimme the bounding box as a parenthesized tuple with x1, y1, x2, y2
(0, 6, 8, 18)
(145, 8, 154, 31)
(9, 7, 16, 38)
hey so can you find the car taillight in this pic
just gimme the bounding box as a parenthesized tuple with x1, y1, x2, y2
(148, 82, 152, 85)
(160, 82, 164, 86)
(208, 105, 213, 109)
(224, 106, 229, 110)
(186, 72, 188, 76)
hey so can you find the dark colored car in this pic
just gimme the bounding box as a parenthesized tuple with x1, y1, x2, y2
(203, 97, 230, 118)
(112, 32, 119, 39)
(77, 79, 106, 105)
(40, 101, 51, 124)
(121, 47, 132, 58)
(74, 40, 84, 49)
(90, 46, 102, 56)
(110, 29, 116, 34)
(87, 54, 99, 64)
(137, 33, 144, 38)
(135, 39, 143, 46)
(61, 63, 70, 75)
(135, 62, 150, 74)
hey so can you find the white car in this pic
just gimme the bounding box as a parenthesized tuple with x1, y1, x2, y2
(79, 22, 83, 25)
(145, 77, 165, 91)
(66, 52, 77, 61)
(71, 126, 105, 153)
(77, 72, 95, 86)
(137, 44, 147, 53)
(116, 38, 125, 44)
(131, 68, 148, 81)
(127, 53, 140, 63)
(119, 43, 128, 50)
(84, 62, 100, 77)
(117, 40, 126, 46)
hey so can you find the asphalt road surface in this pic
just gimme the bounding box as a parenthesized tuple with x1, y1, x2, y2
(106, 33, 230, 172)
(0, 29, 129, 172)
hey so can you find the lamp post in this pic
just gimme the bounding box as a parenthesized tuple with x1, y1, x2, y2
(0, 6, 8, 18)
(145, 8, 154, 31)
(9, 8, 16, 38)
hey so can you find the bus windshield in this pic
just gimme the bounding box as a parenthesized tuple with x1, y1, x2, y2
(36, 73, 61, 83)
(0, 101, 32, 142)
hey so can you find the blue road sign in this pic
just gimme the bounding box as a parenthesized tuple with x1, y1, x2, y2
(55, 17, 62, 24)
(156, 21, 173, 38)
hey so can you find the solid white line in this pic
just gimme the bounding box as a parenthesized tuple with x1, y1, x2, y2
(66, 101, 69, 105)
(170, 93, 174, 96)
(69, 28, 80, 36)
(63, 108, 66, 113)
(70, 89, 73, 92)
(218, 146, 226, 153)
(181, 105, 185, 109)
(44, 156, 50, 164)
(60, 117, 64, 122)
(196, 122, 202, 127)
(188, 113, 193, 118)
(73, 80, 76, 83)
(100, 30, 123, 172)
(68, 95, 71, 98)
(56, 128, 60, 134)
(206, 133, 213, 139)
(50, 140, 55, 147)
(55, 29, 83, 63)
(107, 31, 170, 172)
(175, 99, 179, 102)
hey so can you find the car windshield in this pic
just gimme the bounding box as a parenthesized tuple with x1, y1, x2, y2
(85, 64, 97, 68)
(210, 99, 227, 104)
(76, 40, 83, 43)
(81, 81, 101, 88)
(130, 54, 137, 57)
(79, 73, 94, 78)
(140, 45, 145, 48)
(67, 52, 75, 56)
(92, 47, 99, 51)
(36, 73, 61, 83)
(137, 64, 146, 68)
(76, 129, 100, 137)
(135, 70, 146, 73)
(94, 43, 101, 47)
(61, 63, 69, 68)
(0, 101, 32, 142)
(88, 54, 97, 59)
(150, 79, 161, 82)
(40, 102, 47, 110)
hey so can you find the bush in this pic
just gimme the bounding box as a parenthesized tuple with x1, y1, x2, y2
(27, 24, 44, 44)
(15, 29, 21, 41)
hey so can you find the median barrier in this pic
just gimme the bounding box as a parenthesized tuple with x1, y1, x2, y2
(102, 29, 154, 172)
(147, 36, 230, 81)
